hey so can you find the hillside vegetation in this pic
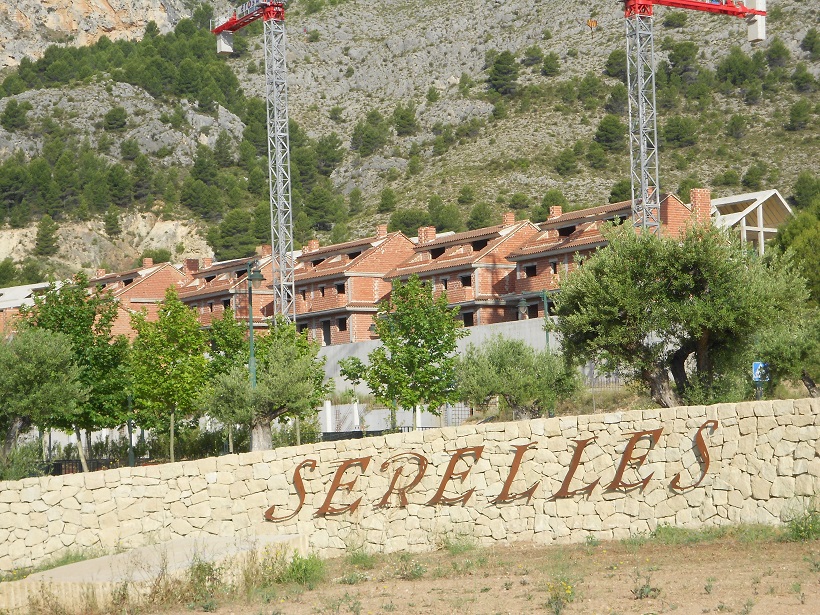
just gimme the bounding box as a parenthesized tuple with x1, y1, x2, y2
(0, 0, 817, 278)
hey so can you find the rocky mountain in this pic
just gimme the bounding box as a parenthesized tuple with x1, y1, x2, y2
(0, 0, 817, 276)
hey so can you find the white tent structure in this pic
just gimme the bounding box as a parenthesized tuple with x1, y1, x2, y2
(710, 189, 793, 255)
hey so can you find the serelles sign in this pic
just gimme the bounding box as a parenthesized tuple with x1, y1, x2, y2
(264, 420, 718, 522)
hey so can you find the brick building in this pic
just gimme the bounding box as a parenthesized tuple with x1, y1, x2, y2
(178, 247, 274, 331)
(507, 190, 713, 317)
(292, 225, 415, 345)
(0, 281, 53, 337)
(388, 212, 540, 327)
(89, 258, 189, 339)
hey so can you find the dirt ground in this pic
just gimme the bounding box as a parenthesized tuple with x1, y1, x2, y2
(158, 529, 820, 615)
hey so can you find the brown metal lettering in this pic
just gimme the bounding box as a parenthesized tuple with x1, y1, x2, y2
(670, 419, 719, 492)
(264, 459, 316, 522)
(426, 446, 484, 506)
(550, 437, 600, 500)
(492, 442, 540, 505)
(375, 452, 429, 508)
(607, 428, 663, 492)
(315, 456, 372, 516)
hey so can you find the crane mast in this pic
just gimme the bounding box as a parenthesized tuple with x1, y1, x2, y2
(621, 0, 766, 235)
(213, 1, 296, 322)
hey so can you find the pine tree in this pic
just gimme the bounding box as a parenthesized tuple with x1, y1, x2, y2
(34, 214, 59, 256)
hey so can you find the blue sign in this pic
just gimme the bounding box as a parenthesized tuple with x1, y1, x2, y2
(752, 362, 770, 382)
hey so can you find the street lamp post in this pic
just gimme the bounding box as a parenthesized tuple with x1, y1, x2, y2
(246, 261, 265, 389)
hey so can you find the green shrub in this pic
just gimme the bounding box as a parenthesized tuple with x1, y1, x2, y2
(786, 500, 820, 542)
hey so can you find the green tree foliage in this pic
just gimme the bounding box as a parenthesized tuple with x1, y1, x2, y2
(388, 208, 431, 236)
(677, 176, 702, 203)
(577, 73, 604, 107)
(663, 115, 698, 147)
(716, 46, 766, 87)
(379, 187, 397, 213)
(131, 288, 208, 462)
(773, 207, 820, 306)
(103, 106, 127, 131)
(467, 202, 495, 230)
(605, 82, 628, 115)
(726, 114, 747, 139)
(508, 192, 531, 210)
(214, 130, 234, 168)
(609, 178, 632, 203)
(742, 163, 766, 190)
(791, 63, 816, 93)
(456, 336, 578, 417)
(792, 171, 820, 209)
(801, 28, 820, 61)
(0, 329, 86, 462)
(1, 99, 32, 131)
(594, 114, 627, 151)
(427, 195, 464, 232)
(766, 37, 790, 68)
(554, 148, 577, 176)
(119, 138, 140, 161)
(340, 275, 467, 426)
(20, 273, 130, 468)
(392, 102, 419, 136)
(103, 205, 121, 237)
(351, 110, 390, 156)
(135, 248, 171, 266)
(553, 224, 809, 407)
(541, 52, 561, 77)
(521, 45, 544, 68)
(237, 317, 330, 450)
(787, 99, 812, 131)
(532, 189, 569, 221)
(662, 12, 687, 28)
(604, 49, 628, 83)
(488, 50, 520, 96)
(34, 214, 59, 256)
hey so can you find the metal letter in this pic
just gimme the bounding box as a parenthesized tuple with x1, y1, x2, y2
(375, 452, 429, 508)
(670, 420, 718, 492)
(315, 456, 371, 516)
(492, 442, 540, 505)
(264, 458, 316, 522)
(550, 437, 600, 500)
(607, 428, 663, 492)
(426, 446, 484, 506)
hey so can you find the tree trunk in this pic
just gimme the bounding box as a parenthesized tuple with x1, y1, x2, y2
(295, 417, 301, 446)
(228, 425, 234, 455)
(170, 408, 175, 463)
(643, 363, 681, 408)
(73, 425, 89, 473)
(670, 345, 693, 400)
(802, 370, 820, 398)
(251, 417, 273, 451)
(1, 416, 31, 462)
(85, 428, 92, 462)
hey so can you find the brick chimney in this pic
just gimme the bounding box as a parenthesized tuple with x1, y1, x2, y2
(303, 239, 320, 254)
(689, 188, 712, 225)
(183, 258, 199, 276)
(142, 257, 154, 268)
(502, 211, 515, 227)
(95, 268, 106, 278)
(375, 223, 388, 239)
(549, 206, 563, 219)
(202, 257, 213, 269)
(257, 244, 273, 256)
(417, 226, 436, 244)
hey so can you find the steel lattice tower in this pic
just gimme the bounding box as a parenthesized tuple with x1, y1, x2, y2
(626, 10, 661, 235)
(263, 13, 296, 322)
(212, 2, 295, 323)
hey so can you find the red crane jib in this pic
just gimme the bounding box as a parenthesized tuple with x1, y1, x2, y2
(211, 2, 285, 34)
(622, 0, 765, 18)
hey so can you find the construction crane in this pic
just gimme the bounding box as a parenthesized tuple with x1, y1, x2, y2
(212, 1, 296, 322)
(621, 0, 766, 235)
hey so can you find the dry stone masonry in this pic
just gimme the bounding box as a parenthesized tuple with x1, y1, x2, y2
(1, 398, 819, 572)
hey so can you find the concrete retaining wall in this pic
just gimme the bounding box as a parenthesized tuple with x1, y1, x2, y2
(1, 398, 819, 572)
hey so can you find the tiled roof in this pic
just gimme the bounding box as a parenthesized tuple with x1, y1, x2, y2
(91, 264, 161, 284)
(538, 201, 632, 228)
(298, 235, 383, 260)
(510, 221, 608, 259)
(390, 221, 536, 279)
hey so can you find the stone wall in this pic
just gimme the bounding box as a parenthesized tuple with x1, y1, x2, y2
(2, 398, 819, 572)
